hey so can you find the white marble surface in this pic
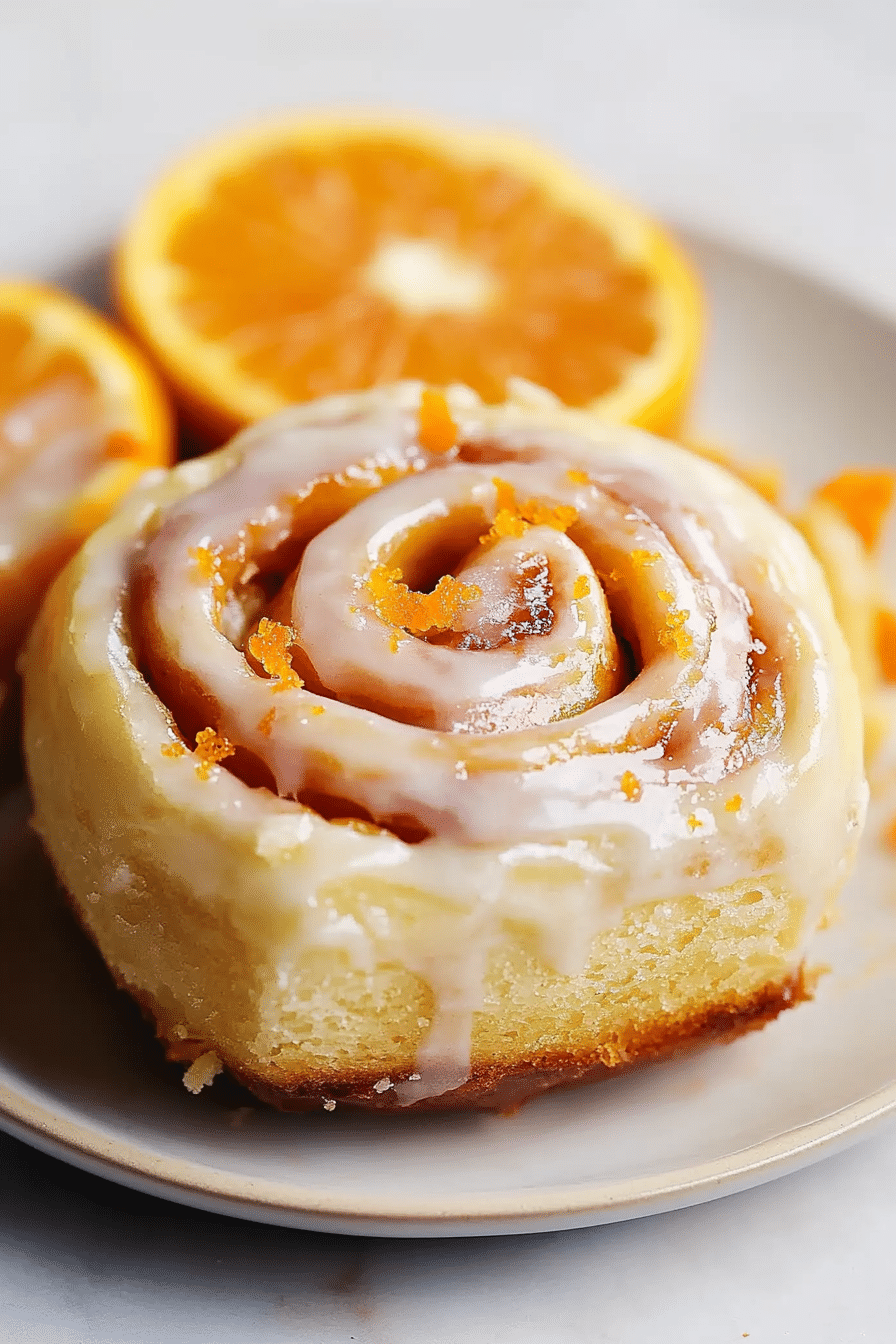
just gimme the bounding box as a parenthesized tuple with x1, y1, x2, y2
(2, 0, 896, 1338)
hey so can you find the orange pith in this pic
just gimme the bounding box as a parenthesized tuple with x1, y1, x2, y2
(116, 115, 703, 443)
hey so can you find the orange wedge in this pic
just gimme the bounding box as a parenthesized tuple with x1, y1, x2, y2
(115, 113, 703, 444)
(0, 280, 172, 755)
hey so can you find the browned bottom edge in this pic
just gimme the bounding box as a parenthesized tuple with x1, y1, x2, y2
(55, 874, 813, 1115)
(139, 966, 811, 1116)
(224, 969, 811, 1114)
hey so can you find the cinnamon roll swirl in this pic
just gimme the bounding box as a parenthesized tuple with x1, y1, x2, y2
(22, 383, 866, 1109)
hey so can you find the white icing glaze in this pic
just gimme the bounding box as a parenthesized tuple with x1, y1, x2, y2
(67, 383, 866, 1101)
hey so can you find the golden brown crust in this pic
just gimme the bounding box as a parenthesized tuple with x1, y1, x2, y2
(120, 952, 808, 1114)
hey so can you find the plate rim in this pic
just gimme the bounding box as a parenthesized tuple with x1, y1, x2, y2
(2, 1072, 896, 1234)
(6, 225, 896, 1236)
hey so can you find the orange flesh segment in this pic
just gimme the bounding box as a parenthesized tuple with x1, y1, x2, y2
(417, 388, 457, 454)
(816, 470, 896, 549)
(166, 139, 658, 408)
(367, 564, 481, 635)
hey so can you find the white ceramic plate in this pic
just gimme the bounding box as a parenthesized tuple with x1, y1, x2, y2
(3, 230, 896, 1239)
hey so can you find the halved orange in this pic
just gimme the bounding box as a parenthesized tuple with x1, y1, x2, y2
(0, 279, 172, 755)
(115, 113, 703, 445)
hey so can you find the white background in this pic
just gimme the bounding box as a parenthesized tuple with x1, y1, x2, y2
(2, 1, 895, 1339)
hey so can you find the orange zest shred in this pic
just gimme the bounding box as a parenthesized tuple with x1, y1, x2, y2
(876, 607, 896, 682)
(161, 729, 234, 776)
(573, 574, 591, 599)
(686, 813, 703, 831)
(816, 470, 896, 550)
(484, 477, 579, 543)
(190, 543, 219, 582)
(619, 769, 642, 801)
(417, 388, 458, 455)
(257, 707, 276, 737)
(725, 794, 742, 813)
(567, 469, 590, 486)
(247, 617, 304, 690)
(631, 549, 661, 567)
(655, 592, 694, 659)
(194, 727, 235, 780)
(310, 704, 325, 716)
(190, 542, 245, 618)
(366, 564, 481, 636)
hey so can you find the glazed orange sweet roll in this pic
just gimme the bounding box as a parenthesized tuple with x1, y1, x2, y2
(22, 383, 866, 1110)
(0, 281, 172, 766)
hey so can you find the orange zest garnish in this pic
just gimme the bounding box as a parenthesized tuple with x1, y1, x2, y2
(190, 543, 220, 582)
(257, 707, 276, 737)
(194, 727, 235, 780)
(190, 543, 244, 619)
(483, 477, 579, 543)
(310, 704, 325, 716)
(417, 388, 457, 454)
(619, 770, 642, 801)
(816, 470, 896, 550)
(725, 794, 742, 813)
(655, 592, 693, 659)
(885, 815, 896, 854)
(631, 549, 661, 567)
(686, 813, 703, 831)
(876, 607, 896, 683)
(161, 729, 234, 778)
(573, 574, 591, 599)
(567, 469, 590, 486)
(367, 564, 480, 636)
(247, 617, 304, 690)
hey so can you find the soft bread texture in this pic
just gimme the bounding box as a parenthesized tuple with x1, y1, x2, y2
(22, 386, 866, 1110)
